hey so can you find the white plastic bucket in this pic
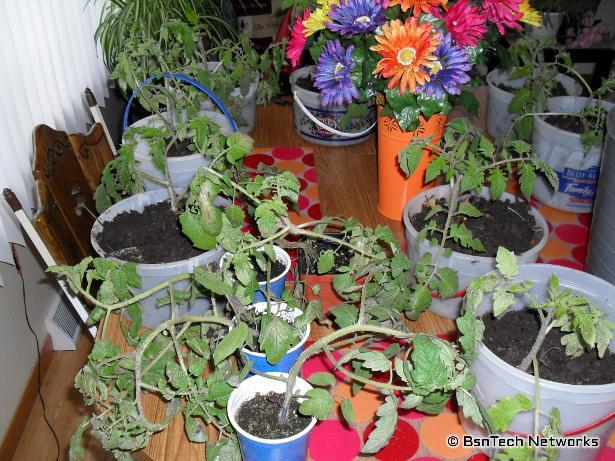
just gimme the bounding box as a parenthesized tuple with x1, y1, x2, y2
(462, 264, 615, 461)
(228, 373, 317, 461)
(289, 66, 375, 147)
(486, 69, 581, 139)
(531, 97, 614, 213)
(200, 62, 257, 134)
(91, 189, 225, 328)
(403, 185, 549, 319)
(529, 12, 563, 38)
(128, 110, 233, 191)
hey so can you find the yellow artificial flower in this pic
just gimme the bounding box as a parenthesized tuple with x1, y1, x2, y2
(519, 1, 542, 27)
(303, 0, 340, 37)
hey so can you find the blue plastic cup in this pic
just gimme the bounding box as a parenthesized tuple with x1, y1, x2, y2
(253, 246, 291, 302)
(240, 302, 310, 375)
(228, 373, 317, 461)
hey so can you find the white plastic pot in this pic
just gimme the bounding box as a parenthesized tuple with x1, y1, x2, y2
(128, 110, 233, 191)
(531, 97, 615, 213)
(461, 264, 615, 461)
(200, 62, 257, 134)
(529, 12, 563, 38)
(486, 69, 581, 139)
(91, 189, 225, 328)
(289, 66, 376, 147)
(403, 185, 549, 319)
(228, 373, 317, 461)
(587, 106, 615, 283)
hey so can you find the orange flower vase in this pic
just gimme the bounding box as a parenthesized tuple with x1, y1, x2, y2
(377, 110, 448, 220)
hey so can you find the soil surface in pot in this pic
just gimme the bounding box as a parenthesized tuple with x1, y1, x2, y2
(411, 196, 540, 257)
(253, 257, 286, 282)
(496, 80, 567, 96)
(544, 114, 599, 135)
(166, 138, 193, 158)
(296, 75, 318, 93)
(482, 309, 615, 385)
(297, 236, 353, 275)
(97, 200, 202, 264)
(235, 391, 312, 439)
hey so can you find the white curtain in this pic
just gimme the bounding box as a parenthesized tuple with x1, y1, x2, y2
(0, 0, 109, 265)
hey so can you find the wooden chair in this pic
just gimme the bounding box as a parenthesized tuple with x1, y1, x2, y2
(33, 124, 98, 263)
(68, 122, 114, 195)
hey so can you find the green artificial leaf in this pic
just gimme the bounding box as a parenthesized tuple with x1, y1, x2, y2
(299, 388, 335, 420)
(487, 394, 532, 432)
(317, 250, 335, 274)
(495, 247, 518, 278)
(362, 395, 398, 453)
(259, 314, 297, 365)
(307, 372, 336, 387)
(341, 398, 355, 425)
(213, 322, 248, 365)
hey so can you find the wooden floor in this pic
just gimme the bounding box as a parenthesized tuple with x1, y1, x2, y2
(8, 101, 469, 460)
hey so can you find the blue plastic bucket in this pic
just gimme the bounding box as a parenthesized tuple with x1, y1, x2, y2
(241, 302, 310, 374)
(228, 373, 317, 461)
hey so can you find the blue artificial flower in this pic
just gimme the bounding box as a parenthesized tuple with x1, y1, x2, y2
(314, 40, 359, 106)
(417, 33, 472, 100)
(326, 0, 386, 36)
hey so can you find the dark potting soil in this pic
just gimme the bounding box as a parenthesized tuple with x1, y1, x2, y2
(296, 75, 318, 93)
(544, 115, 598, 135)
(482, 309, 615, 385)
(410, 196, 541, 257)
(166, 138, 193, 158)
(253, 257, 286, 282)
(235, 391, 312, 439)
(97, 200, 202, 264)
(297, 235, 354, 275)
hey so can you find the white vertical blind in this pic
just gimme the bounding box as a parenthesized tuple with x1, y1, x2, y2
(0, 0, 109, 265)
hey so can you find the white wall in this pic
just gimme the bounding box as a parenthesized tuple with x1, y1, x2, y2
(0, 241, 59, 442)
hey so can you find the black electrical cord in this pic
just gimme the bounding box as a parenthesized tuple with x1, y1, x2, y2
(11, 243, 60, 461)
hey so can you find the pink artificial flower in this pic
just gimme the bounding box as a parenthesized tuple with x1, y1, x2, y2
(374, 0, 391, 7)
(482, 0, 523, 35)
(287, 9, 310, 67)
(443, 0, 488, 47)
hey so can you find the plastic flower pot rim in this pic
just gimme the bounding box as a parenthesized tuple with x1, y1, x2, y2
(402, 186, 549, 264)
(534, 96, 613, 140)
(238, 301, 311, 359)
(227, 372, 317, 444)
(486, 69, 580, 99)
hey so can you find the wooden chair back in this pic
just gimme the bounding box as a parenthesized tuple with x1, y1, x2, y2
(68, 123, 114, 194)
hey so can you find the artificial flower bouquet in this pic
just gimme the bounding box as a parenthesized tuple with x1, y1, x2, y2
(284, 0, 543, 132)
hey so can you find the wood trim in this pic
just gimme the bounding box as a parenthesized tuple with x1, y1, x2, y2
(0, 335, 53, 461)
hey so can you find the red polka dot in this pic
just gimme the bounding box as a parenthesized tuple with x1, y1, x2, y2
(596, 447, 615, 461)
(271, 147, 304, 160)
(243, 153, 274, 169)
(298, 195, 310, 211)
(555, 224, 589, 245)
(537, 256, 544, 263)
(467, 454, 490, 461)
(550, 259, 585, 271)
(578, 213, 593, 228)
(363, 418, 419, 461)
(308, 203, 322, 219)
(414, 458, 442, 461)
(309, 420, 360, 461)
(572, 245, 588, 264)
(304, 168, 318, 183)
(299, 177, 308, 191)
(303, 152, 315, 166)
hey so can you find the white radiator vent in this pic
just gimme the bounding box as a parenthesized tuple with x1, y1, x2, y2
(45, 294, 82, 350)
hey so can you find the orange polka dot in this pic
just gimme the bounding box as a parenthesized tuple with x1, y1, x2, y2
(333, 382, 384, 423)
(420, 412, 474, 458)
(538, 205, 578, 225)
(305, 185, 321, 202)
(288, 212, 312, 225)
(609, 428, 615, 447)
(539, 237, 571, 260)
(274, 160, 305, 175)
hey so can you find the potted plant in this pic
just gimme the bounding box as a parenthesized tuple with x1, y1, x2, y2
(284, 0, 542, 219)
(457, 247, 615, 461)
(401, 118, 552, 319)
(529, 75, 615, 213)
(486, 35, 582, 140)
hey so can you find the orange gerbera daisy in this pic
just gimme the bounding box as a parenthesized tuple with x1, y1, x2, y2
(388, 0, 448, 16)
(371, 18, 442, 94)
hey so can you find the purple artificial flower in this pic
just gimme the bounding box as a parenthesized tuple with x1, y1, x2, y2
(314, 40, 359, 106)
(417, 33, 471, 100)
(326, 0, 386, 36)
